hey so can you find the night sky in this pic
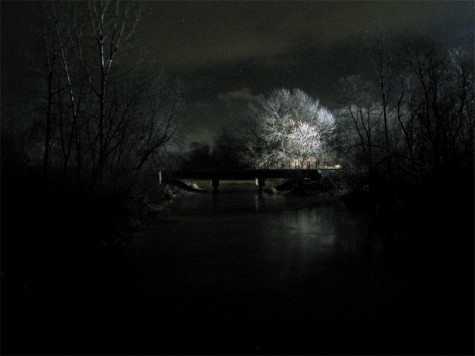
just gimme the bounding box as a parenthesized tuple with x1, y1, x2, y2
(2, 1, 474, 147)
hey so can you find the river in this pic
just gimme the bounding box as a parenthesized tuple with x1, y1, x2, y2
(92, 181, 425, 353)
(42, 180, 472, 354)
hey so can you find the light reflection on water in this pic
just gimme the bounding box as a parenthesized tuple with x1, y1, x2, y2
(161, 181, 373, 284)
(121, 180, 421, 354)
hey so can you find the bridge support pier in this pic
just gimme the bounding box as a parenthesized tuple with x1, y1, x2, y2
(256, 177, 266, 194)
(212, 177, 219, 193)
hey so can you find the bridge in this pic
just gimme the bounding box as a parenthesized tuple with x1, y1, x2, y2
(159, 168, 338, 192)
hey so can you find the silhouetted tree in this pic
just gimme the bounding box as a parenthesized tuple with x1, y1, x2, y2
(337, 35, 474, 199)
(338, 75, 382, 170)
(212, 129, 247, 169)
(29, 1, 184, 191)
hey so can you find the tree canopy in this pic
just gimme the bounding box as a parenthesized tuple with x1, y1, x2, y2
(245, 88, 336, 168)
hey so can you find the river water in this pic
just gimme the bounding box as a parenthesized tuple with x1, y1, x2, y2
(5, 180, 472, 355)
(86, 181, 472, 354)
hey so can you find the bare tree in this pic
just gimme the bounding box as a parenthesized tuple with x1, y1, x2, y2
(400, 38, 474, 179)
(49, 3, 88, 180)
(39, 4, 61, 180)
(31, 1, 183, 192)
(133, 75, 186, 175)
(364, 34, 404, 176)
(339, 35, 474, 185)
(67, 0, 142, 186)
(246, 88, 336, 168)
(209, 129, 248, 169)
(339, 75, 382, 169)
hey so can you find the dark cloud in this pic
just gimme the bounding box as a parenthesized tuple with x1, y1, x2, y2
(218, 88, 256, 102)
(139, 1, 473, 69)
(2, 1, 474, 147)
(135, 1, 474, 145)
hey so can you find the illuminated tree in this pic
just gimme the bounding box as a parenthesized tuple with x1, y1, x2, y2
(245, 88, 335, 168)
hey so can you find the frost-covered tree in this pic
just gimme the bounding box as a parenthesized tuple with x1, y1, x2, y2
(245, 88, 336, 168)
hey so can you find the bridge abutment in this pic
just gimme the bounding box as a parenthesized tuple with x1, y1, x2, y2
(256, 177, 266, 194)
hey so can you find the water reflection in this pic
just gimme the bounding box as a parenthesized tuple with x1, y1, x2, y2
(254, 193, 261, 211)
(167, 182, 372, 285)
(261, 208, 339, 279)
(119, 181, 428, 354)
